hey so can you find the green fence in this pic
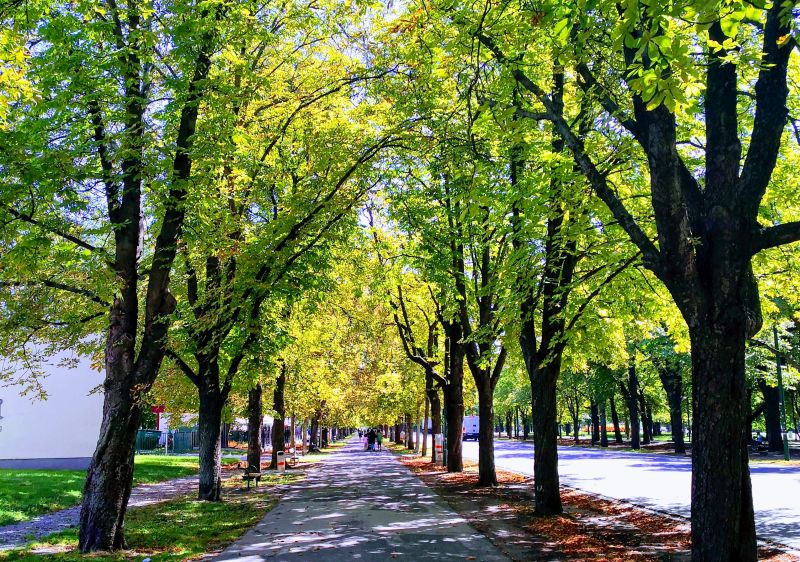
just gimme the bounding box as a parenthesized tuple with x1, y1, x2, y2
(136, 429, 163, 453)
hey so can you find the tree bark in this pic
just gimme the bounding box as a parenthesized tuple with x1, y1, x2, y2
(476, 376, 498, 486)
(78, 386, 141, 550)
(625, 362, 640, 449)
(428, 387, 442, 463)
(658, 367, 686, 453)
(270, 365, 286, 468)
(422, 395, 429, 457)
(529, 359, 562, 513)
(758, 378, 784, 452)
(610, 394, 623, 444)
(639, 391, 652, 445)
(590, 398, 600, 445)
(599, 399, 608, 447)
(197, 380, 223, 501)
(690, 326, 756, 561)
(247, 382, 263, 470)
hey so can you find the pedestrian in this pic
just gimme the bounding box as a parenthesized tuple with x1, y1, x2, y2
(376, 429, 383, 451)
(367, 428, 377, 451)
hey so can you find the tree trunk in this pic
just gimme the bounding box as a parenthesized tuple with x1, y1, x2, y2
(247, 383, 263, 470)
(394, 422, 402, 445)
(758, 378, 784, 452)
(659, 368, 686, 453)
(422, 395, 429, 457)
(404, 413, 413, 449)
(689, 325, 756, 561)
(590, 398, 600, 445)
(310, 416, 320, 451)
(428, 388, 441, 463)
(322, 427, 328, 448)
(610, 394, 623, 444)
(639, 391, 652, 445)
(506, 411, 513, 439)
(530, 359, 562, 514)
(523, 410, 530, 440)
(476, 376, 497, 486)
(197, 381, 223, 501)
(270, 366, 286, 468)
(78, 386, 141, 551)
(600, 400, 608, 447)
(626, 363, 640, 450)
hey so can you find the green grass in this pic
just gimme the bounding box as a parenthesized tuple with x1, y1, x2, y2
(0, 476, 292, 562)
(0, 455, 240, 527)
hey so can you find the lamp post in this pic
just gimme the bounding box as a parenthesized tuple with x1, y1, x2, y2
(773, 325, 791, 461)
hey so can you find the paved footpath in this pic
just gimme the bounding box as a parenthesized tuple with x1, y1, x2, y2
(214, 439, 509, 562)
(0, 473, 215, 550)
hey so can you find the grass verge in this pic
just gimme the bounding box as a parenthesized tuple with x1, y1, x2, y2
(0, 456, 239, 527)
(0, 473, 300, 562)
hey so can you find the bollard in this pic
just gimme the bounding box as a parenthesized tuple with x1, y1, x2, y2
(434, 434, 444, 466)
(277, 450, 286, 473)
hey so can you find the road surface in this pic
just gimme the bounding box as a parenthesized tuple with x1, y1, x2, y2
(462, 439, 800, 553)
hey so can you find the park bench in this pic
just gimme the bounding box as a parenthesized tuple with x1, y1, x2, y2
(240, 463, 262, 489)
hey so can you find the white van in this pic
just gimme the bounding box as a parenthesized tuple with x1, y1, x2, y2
(463, 415, 480, 440)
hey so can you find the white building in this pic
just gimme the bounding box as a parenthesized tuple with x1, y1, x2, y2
(0, 353, 103, 469)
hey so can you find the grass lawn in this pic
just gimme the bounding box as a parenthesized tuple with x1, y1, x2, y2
(0, 474, 299, 562)
(0, 455, 239, 527)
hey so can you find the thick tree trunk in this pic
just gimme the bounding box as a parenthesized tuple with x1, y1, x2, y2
(476, 376, 497, 486)
(758, 378, 784, 452)
(78, 386, 141, 551)
(690, 325, 756, 561)
(394, 422, 403, 445)
(322, 427, 328, 448)
(610, 394, 623, 444)
(442, 377, 464, 472)
(197, 383, 223, 501)
(247, 383, 263, 470)
(530, 359, 562, 514)
(590, 399, 600, 445)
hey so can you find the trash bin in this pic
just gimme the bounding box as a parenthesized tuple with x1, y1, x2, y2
(277, 450, 286, 473)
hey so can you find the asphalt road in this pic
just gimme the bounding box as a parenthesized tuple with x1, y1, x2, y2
(461, 439, 800, 553)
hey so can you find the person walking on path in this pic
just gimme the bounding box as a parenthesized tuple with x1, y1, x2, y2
(376, 429, 383, 451)
(214, 436, 509, 561)
(367, 428, 377, 451)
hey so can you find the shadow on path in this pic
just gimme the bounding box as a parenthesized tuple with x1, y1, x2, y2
(214, 439, 509, 562)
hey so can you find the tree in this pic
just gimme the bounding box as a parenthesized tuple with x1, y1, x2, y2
(468, 2, 800, 556)
(0, 1, 226, 549)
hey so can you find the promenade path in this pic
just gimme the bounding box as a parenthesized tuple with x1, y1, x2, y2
(463, 439, 800, 554)
(214, 438, 509, 562)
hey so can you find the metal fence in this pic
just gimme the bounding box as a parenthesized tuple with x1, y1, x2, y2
(135, 428, 199, 454)
(135, 429, 162, 453)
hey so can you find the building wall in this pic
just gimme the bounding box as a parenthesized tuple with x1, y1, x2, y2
(0, 354, 104, 461)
